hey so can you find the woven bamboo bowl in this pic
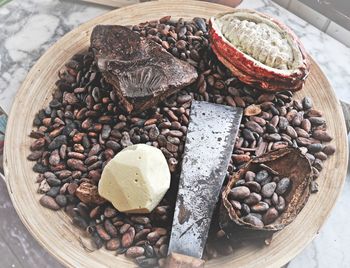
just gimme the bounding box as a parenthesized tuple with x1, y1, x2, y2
(4, 1, 348, 267)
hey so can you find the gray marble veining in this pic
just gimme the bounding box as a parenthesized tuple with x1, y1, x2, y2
(0, 0, 109, 112)
(0, 0, 349, 267)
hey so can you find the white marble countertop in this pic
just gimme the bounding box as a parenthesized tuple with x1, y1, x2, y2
(0, 0, 349, 267)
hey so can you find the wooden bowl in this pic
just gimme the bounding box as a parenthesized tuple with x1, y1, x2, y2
(3, 1, 348, 267)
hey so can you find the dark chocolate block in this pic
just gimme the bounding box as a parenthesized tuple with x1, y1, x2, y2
(91, 25, 198, 113)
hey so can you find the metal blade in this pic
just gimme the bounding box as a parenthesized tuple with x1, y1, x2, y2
(168, 101, 243, 258)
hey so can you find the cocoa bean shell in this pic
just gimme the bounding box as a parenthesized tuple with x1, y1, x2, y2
(221, 147, 311, 233)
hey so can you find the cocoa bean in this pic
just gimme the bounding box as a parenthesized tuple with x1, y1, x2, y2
(106, 238, 121, 250)
(104, 219, 118, 237)
(245, 121, 264, 135)
(240, 203, 250, 216)
(301, 119, 311, 132)
(313, 159, 324, 171)
(261, 182, 276, 198)
(55, 195, 67, 207)
(251, 116, 266, 126)
(245, 171, 256, 181)
(307, 109, 323, 117)
(244, 181, 261, 193)
(276, 196, 286, 212)
(309, 117, 326, 126)
(323, 145, 336, 155)
(96, 225, 111, 241)
(46, 186, 60, 197)
(144, 243, 155, 258)
(272, 193, 278, 206)
(122, 227, 135, 248)
(285, 126, 297, 139)
(295, 127, 309, 138)
(147, 231, 161, 244)
(275, 178, 291, 195)
(48, 135, 67, 150)
(131, 216, 151, 225)
(310, 181, 319, 193)
(263, 208, 279, 225)
(67, 152, 85, 160)
(302, 97, 313, 110)
(46, 176, 61, 187)
(251, 201, 269, 213)
(308, 143, 324, 153)
(230, 200, 242, 210)
(315, 152, 327, 161)
(232, 154, 250, 163)
(264, 133, 281, 142)
(67, 159, 87, 172)
(312, 130, 333, 142)
(159, 244, 168, 257)
(39, 195, 60, 210)
(135, 229, 151, 241)
(272, 141, 288, 150)
(243, 193, 262, 205)
(229, 186, 250, 200)
(242, 214, 264, 228)
(255, 170, 269, 184)
(30, 138, 46, 151)
(28, 151, 43, 161)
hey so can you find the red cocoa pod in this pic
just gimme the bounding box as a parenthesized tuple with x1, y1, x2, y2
(209, 10, 309, 92)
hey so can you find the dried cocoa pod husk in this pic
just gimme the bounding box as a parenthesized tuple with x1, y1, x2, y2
(221, 147, 311, 235)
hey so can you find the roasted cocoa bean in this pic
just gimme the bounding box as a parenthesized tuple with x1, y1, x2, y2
(275, 178, 291, 195)
(229, 186, 250, 200)
(262, 207, 279, 225)
(323, 145, 336, 155)
(245, 171, 256, 181)
(106, 238, 121, 250)
(95, 225, 111, 241)
(122, 227, 135, 248)
(104, 219, 118, 237)
(244, 181, 261, 193)
(39, 195, 60, 210)
(261, 182, 276, 198)
(312, 130, 333, 142)
(242, 214, 264, 228)
(243, 193, 262, 205)
(250, 201, 269, 213)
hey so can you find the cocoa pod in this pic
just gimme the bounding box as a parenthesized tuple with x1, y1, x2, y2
(221, 148, 311, 232)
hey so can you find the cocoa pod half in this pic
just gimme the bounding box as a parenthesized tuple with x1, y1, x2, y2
(221, 147, 311, 235)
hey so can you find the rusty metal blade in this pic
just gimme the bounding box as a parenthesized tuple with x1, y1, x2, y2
(168, 101, 243, 258)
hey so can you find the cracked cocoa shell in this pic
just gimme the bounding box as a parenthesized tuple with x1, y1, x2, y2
(221, 147, 312, 234)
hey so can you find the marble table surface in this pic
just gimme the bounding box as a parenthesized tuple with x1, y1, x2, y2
(0, 0, 349, 267)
